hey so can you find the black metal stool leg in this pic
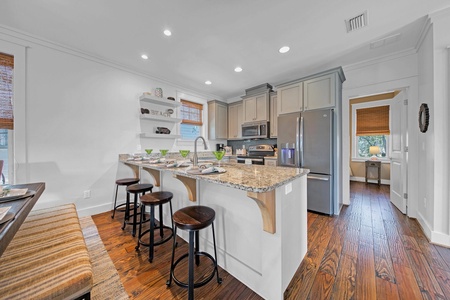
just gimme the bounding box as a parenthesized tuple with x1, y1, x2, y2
(112, 184, 119, 218)
(159, 204, 164, 238)
(136, 202, 145, 251)
(132, 193, 138, 237)
(195, 231, 200, 266)
(166, 226, 177, 286)
(188, 230, 195, 300)
(121, 192, 130, 230)
(211, 222, 222, 284)
(149, 204, 155, 263)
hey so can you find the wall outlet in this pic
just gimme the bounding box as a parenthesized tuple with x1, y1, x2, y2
(83, 190, 91, 199)
(285, 183, 292, 195)
(424, 197, 427, 208)
(137, 144, 142, 151)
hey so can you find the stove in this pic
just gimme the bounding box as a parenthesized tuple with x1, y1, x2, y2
(237, 145, 275, 165)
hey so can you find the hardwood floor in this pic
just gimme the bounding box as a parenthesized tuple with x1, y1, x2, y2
(92, 182, 450, 299)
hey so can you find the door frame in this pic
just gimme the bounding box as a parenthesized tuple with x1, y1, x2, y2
(341, 77, 419, 218)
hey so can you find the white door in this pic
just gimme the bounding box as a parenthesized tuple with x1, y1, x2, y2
(390, 90, 408, 213)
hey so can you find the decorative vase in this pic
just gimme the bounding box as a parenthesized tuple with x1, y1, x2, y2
(155, 88, 163, 98)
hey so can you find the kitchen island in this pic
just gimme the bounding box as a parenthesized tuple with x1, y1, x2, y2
(120, 156, 309, 300)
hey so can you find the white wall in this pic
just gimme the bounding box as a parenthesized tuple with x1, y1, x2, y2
(416, 21, 435, 237)
(0, 28, 220, 216)
(426, 8, 450, 245)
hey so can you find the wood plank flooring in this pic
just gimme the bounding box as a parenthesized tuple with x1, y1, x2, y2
(92, 182, 450, 299)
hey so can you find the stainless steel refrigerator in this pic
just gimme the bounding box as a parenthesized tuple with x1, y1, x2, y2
(277, 109, 334, 215)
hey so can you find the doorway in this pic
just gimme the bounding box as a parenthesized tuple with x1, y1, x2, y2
(346, 89, 409, 215)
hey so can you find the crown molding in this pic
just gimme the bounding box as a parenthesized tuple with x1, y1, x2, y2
(0, 24, 223, 101)
(415, 16, 432, 51)
(343, 47, 417, 72)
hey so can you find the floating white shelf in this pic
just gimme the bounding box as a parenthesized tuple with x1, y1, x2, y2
(140, 115, 182, 123)
(139, 133, 182, 139)
(139, 94, 181, 108)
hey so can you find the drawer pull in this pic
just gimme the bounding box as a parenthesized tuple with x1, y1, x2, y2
(307, 176, 329, 181)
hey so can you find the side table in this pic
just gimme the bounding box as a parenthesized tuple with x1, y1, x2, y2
(365, 160, 381, 185)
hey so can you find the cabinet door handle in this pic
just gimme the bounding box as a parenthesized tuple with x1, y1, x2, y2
(307, 175, 329, 181)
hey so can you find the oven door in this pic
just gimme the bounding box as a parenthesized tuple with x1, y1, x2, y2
(237, 157, 265, 165)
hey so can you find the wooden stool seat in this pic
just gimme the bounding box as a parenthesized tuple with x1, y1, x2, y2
(122, 183, 154, 236)
(127, 183, 154, 194)
(172, 206, 215, 231)
(136, 191, 174, 263)
(116, 178, 140, 186)
(140, 191, 173, 205)
(112, 178, 140, 219)
(167, 205, 222, 299)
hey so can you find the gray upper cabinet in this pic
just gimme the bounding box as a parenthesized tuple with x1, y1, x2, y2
(276, 67, 345, 114)
(208, 100, 228, 140)
(243, 93, 269, 122)
(277, 82, 303, 114)
(228, 101, 243, 139)
(303, 73, 336, 110)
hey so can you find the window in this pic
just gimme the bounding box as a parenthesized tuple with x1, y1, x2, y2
(352, 100, 391, 160)
(180, 99, 203, 140)
(0, 52, 14, 130)
(0, 52, 13, 184)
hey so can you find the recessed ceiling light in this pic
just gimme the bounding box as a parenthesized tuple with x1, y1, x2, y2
(234, 67, 243, 73)
(164, 29, 172, 36)
(141, 54, 148, 60)
(205, 80, 212, 85)
(279, 46, 290, 54)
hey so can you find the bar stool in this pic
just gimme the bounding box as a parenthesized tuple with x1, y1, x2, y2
(122, 183, 153, 236)
(135, 191, 174, 263)
(166, 205, 222, 300)
(111, 178, 140, 219)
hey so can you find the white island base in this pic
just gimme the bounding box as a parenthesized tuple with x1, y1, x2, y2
(162, 173, 307, 300)
(122, 160, 308, 300)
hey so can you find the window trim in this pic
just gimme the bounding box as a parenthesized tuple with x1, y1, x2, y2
(351, 99, 391, 162)
(174, 92, 209, 149)
(0, 40, 26, 184)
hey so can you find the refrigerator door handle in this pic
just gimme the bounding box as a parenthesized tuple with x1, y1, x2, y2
(296, 117, 301, 167)
(299, 116, 304, 167)
(307, 175, 329, 181)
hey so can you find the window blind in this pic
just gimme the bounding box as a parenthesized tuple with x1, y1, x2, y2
(0, 53, 14, 130)
(181, 99, 203, 126)
(356, 105, 390, 136)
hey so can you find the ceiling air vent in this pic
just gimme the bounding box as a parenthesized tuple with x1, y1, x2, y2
(345, 11, 368, 33)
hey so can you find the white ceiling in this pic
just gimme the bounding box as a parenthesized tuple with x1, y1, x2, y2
(0, 0, 449, 99)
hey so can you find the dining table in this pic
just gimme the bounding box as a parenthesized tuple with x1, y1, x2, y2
(0, 182, 46, 257)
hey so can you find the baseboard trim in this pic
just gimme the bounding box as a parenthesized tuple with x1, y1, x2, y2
(350, 176, 390, 185)
(77, 202, 113, 217)
(417, 212, 450, 247)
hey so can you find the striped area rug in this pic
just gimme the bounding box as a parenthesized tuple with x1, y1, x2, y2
(79, 216, 129, 300)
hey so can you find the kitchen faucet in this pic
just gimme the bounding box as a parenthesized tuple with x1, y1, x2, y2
(193, 136, 208, 167)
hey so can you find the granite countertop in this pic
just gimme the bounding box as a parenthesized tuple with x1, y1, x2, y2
(121, 158, 309, 193)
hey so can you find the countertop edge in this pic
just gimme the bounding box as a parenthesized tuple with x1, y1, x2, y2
(121, 160, 309, 193)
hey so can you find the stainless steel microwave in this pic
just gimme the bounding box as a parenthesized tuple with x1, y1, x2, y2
(241, 121, 269, 139)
